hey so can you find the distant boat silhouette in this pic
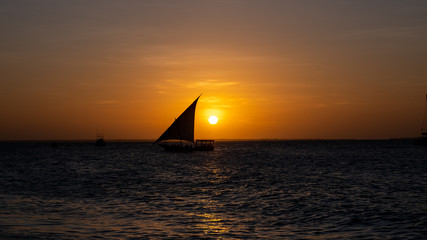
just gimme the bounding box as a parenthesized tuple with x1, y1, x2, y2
(154, 94, 215, 151)
(414, 93, 427, 146)
(95, 129, 106, 146)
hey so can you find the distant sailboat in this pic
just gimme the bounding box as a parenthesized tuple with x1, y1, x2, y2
(414, 94, 427, 146)
(95, 128, 106, 146)
(154, 95, 215, 151)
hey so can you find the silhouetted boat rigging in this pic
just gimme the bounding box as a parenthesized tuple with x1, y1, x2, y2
(154, 95, 215, 151)
(95, 129, 106, 146)
(414, 93, 427, 146)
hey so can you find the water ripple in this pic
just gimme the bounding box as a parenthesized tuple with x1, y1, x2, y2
(0, 140, 426, 239)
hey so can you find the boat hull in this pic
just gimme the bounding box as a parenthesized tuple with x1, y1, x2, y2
(159, 143, 194, 152)
(95, 139, 106, 146)
(159, 140, 215, 152)
(194, 140, 215, 151)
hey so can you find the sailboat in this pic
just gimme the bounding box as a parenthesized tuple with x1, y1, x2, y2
(414, 93, 427, 146)
(154, 95, 215, 151)
(95, 128, 106, 146)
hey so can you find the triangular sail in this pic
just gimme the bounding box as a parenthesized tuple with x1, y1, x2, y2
(154, 96, 200, 143)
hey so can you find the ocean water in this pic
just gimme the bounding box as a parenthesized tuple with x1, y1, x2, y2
(0, 140, 426, 239)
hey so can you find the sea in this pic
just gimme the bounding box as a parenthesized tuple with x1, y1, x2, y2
(0, 140, 426, 239)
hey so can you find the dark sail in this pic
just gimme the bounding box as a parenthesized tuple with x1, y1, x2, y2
(154, 96, 200, 143)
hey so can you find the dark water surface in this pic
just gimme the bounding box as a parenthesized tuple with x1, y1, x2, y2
(0, 140, 426, 239)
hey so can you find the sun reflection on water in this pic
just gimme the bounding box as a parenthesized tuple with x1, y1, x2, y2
(194, 160, 231, 237)
(196, 212, 229, 236)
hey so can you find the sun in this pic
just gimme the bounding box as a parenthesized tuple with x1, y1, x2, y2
(208, 115, 218, 124)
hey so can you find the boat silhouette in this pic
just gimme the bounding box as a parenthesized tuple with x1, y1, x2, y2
(414, 93, 427, 146)
(95, 129, 106, 146)
(154, 95, 215, 151)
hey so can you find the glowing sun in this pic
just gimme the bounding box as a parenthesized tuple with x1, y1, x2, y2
(208, 115, 218, 124)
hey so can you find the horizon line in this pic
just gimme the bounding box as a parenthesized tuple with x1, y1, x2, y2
(0, 137, 420, 142)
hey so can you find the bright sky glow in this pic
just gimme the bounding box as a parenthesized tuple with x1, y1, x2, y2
(1, 0, 427, 140)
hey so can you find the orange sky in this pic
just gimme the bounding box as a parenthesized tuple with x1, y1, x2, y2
(1, 0, 427, 140)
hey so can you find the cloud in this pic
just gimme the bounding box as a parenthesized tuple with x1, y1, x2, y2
(335, 102, 350, 105)
(139, 45, 285, 67)
(164, 79, 239, 89)
(345, 26, 427, 39)
(93, 100, 120, 105)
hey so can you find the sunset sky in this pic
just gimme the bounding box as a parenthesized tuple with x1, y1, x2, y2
(1, 0, 427, 140)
